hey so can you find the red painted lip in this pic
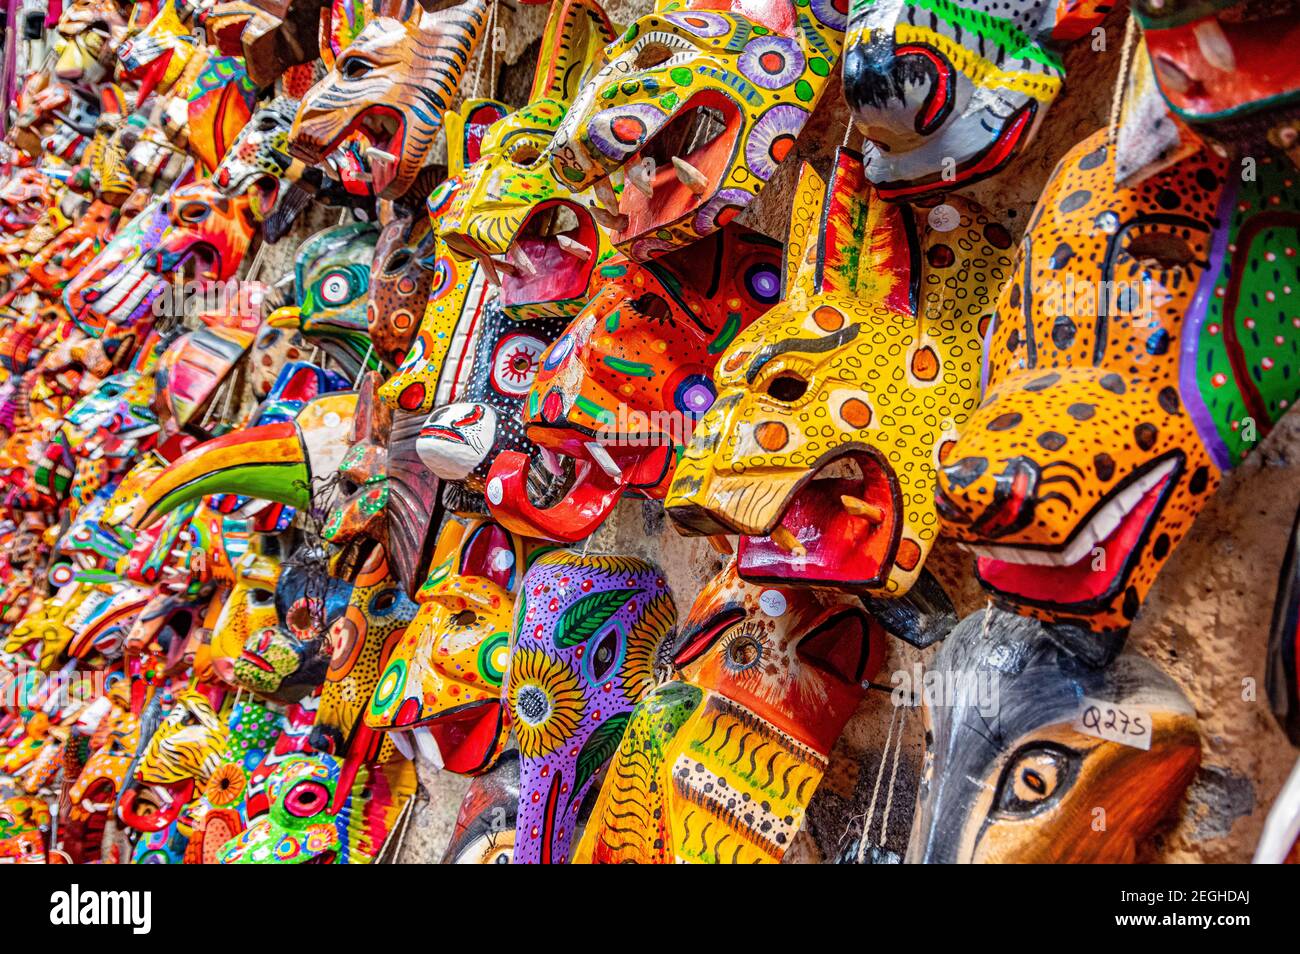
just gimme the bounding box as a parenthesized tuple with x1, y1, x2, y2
(976, 456, 1182, 612)
(737, 449, 903, 589)
(239, 651, 274, 673)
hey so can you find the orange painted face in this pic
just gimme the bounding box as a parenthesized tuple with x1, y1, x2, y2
(935, 131, 1300, 653)
(485, 224, 782, 542)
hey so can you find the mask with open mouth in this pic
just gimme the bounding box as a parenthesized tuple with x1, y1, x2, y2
(366, 518, 528, 775)
(415, 300, 568, 514)
(508, 551, 675, 864)
(486, 224, 781, 542)
(213, 96, 305, 223)
(153, 321, 256, 441)
(436, 0, 616, 320)
(29, 200, 119, 292)
(442, 748, 520, 863)
(910, 607, 1200, 863)
(64, 687, 138, 863)
(218, 749, 417, 864)
(1134, 0, 1300, 163)
(266, 222, 380, 378)
(0, 796, 51, 863)
(842, 0, 1109, 201)
(118, 688, 228, 833)
(145, 180, 260, 287)
(575, 558, 884, 864)
(934, 131, 1300, 660)
(66, 194, 171, 334)
(665, 149, 1010, 597)
(288, 0, 489, 200)
(116, 0, 201, 102)
(544, 0, 845, 260)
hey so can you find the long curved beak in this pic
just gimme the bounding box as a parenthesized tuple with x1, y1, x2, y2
(129, 422, 310, 531)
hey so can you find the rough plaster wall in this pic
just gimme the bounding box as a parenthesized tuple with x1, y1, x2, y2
(387, 3, 1296, 862)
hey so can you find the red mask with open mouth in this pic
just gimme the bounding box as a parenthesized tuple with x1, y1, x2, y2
(485, 223, 781, 542)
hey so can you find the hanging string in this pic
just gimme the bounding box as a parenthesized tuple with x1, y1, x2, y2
(1108, 14, 1138, 147)
(377, 791, 416, 863)
(877, 704, 908, 851)
(354, 340, 375, 386)
(856, 700, 899, 863)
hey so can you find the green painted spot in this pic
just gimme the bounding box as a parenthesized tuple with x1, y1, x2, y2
(601, 86, 618, 100)
(576, 396, 615, 424)
(795, 79, 814, 102)
(753, 24, 770, 34)
(605, 309, 621, 332)
(659, 92, 680, 110)
(562, 165, 585, 183)
(600, 264, 628, 278)
(670, 66, 693, 87)
(622, 23, 638, 42)
(528, 391, 539, 417)
(621, 80, 640, 96)
(809, 57, 830, 77)
(707, 312, 742, 355)
(603, 356, 655, 379)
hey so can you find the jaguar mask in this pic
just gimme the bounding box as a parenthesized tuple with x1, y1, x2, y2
(933, 131, 1300, 659)
(507, 551, 675, 864)
(287, 0, 490, 200)
(665, 150, 1010, 597)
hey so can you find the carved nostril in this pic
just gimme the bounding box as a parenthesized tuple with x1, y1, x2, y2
(941, 456, 988, 490)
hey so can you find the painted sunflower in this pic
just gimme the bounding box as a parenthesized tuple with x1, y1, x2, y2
(205, 761, 246, 807)
(508, 646, 586, 757)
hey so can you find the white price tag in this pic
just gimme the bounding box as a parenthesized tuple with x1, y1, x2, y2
(1073, 696, 1153, 750)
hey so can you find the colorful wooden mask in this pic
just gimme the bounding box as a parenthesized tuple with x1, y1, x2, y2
(367, 208, 437, 367)
(218, 750, 417, 863)
(127, 390, 358, 530)
(486, 225, 781, 542)
(415, 300, 568, 513)
(666, 151, 1009, 597)
(287, 0, 490, 199)
(934, 131, 1300, 657)
(544, 0, 845, 259)
(222, 0, 328, 86)
(436, 0, 615, 319)
(442, 748, 520, 863)
(575, 559, 884, 863)
(267, 222, 380, 377)
(0, 795, 51, 863)
(322, 374, 392, 552)
(116, 0, 201, 102)
(118, 688, 229, 833)
(508, 551, 675, 864)
(910, 608, 1200, 863)
(53, 0, 129, 84)
(213, 96, 304, 221)
(1134, 0, 1300, 160)
(185, 56, 260, 174)
(147, 179, 259, 283)
(842, 0, 1108, 201)
(366, 519, 524, 775)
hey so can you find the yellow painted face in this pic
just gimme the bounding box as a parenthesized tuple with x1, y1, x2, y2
(665, 151, 1011, 596)
(208, 541, 282, 687)
(544, 0, 847, 260)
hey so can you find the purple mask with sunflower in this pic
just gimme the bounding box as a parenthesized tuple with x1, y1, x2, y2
(507, 551, 675, 864)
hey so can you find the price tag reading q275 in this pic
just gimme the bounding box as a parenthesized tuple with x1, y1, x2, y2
(1072, 697, 1153, 751)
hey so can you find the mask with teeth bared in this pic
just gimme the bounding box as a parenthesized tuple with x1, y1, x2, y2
(934, 129, 1300, 661)
(665, 149, 1011, 599)
(544, 0, 846, 260)
(1134, 0, 1300, 164)
(841, 0, 1109, 201)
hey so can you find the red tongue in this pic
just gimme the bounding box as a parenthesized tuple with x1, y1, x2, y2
(977, 469, 1172, 605)
(429, 704, 503, 775)
(738, 463, 897, 587)
(501, 234, 588, 308)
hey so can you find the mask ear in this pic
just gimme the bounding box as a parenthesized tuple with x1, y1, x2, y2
(812, 148, 917, 317)
(529, 0, 616, 104)
(783, 161, 825, 306)
(443, 98, 509, 176)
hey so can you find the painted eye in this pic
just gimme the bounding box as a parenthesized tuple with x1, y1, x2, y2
(284, 779, 331, 818)
(721, 630, 763, 672)
(765, 372, 807, 402)
(340, 56, 372, 80)
(589, 628, 620, 682)
(318, 270, 353, 305)
(490, 333, 544, 397)
(178, 201, 208, 224)
(995, 744, 1074, 815)
(510, 143, 541, 166)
